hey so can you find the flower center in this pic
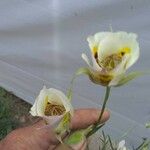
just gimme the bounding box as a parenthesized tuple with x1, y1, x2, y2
(44, 102, 66, 116)
(99, 53, 122, 71)
(98, 47, 131, 71)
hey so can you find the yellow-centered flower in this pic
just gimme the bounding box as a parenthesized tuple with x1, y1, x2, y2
(30, 86, 73, 132)
(82, 31, 140, 86)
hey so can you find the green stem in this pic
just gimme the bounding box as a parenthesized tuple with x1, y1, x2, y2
(97, 86, 111, 126)
(87, 86, 111, 137)
(67, 74, 76, 101)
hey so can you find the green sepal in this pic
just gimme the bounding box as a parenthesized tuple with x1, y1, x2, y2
(65, 130, 85, 145)
(75, 67, 91, 76)
(55, 112, 71, 136)
(115, 71, 146, 87)
(75, 67, 112, 86)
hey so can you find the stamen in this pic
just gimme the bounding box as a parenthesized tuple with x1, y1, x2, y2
(93, 46, 98, 54)
(99, 53, 122, 71)
(98, 47, 131, 71)
(44, 102, 65, 116)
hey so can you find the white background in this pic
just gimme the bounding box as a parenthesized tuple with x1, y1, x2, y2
(0, 0, 150, 148)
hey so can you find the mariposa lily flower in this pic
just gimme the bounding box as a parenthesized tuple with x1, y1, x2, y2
(30, 86, 73, 134)
(117, 140, 127, 150)
(81, 31, 140, 86)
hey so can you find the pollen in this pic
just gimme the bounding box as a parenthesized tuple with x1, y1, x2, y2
(44, 102, 66, 116)
(93, 46, 98, 55)
(119, 47, 131, 56)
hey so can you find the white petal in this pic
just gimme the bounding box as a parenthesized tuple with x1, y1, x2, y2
(112, 54, 130, 75)
(30, 86, 48, 117)
(94, 32, 112, 42)
(87, 32, 112, 45)
(125, 37, 139, 69)
(98, 32, 139, 62)
(109, 55, 130, 86)
(30, 103, 37, 116)
(87, 32, 111, 54)
(91, 55, 102, 72)
(82, 53, 102, 72)
(87, 36, 96, 51)
(81, 53, 92, 68)
(43, 115, 64, 128)
(117, 140, 126, 150)
(118, 140, 125, 147)
(35, 86, 48, 116)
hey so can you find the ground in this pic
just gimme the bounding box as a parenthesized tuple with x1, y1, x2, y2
(0, 87, 36, 140)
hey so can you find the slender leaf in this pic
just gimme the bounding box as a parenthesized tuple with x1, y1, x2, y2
(115, 71, 146, 87)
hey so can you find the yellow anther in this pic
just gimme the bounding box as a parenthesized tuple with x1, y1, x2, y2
(119, 47, 131, 56)
(92, 46, 98, 55)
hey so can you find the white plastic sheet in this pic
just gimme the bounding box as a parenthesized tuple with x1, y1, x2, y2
(0, 0, 150, 147)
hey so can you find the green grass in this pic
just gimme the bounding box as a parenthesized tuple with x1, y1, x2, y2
(0, 87, 31, 140)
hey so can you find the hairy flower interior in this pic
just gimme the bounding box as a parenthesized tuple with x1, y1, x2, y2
(44, 102, 66, 116)
(99, 53, 123, 71)
(95, 47, 130, 71)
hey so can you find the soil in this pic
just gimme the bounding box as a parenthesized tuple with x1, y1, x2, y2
(0, 87, 38, 129)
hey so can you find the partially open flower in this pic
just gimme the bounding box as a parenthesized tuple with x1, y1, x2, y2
(82, 31, 140, 86)
(30, 86, 73, 132)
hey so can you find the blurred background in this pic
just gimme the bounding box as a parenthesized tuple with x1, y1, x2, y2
(0, 0, 150, 148)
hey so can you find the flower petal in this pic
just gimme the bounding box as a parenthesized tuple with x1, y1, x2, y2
(125, 36, 139, 69)
(94, 32, 112, 42)
(91, 55, 102, 72)
(30, 103, 37, 116)
(109, 55, 130, 86)
(81, 53, 92, 68)
(111, 54, 130, 75)
(43, 115, 64, 128)
(82, 53, 102, 72)
(117, 140, 126, 150)
(87, 32, 112, 55)
(87, 36, 97, 52)
(30, 86, 48, 116)
(98, 32, 139, 63)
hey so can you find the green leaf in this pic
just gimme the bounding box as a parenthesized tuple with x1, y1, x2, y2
(65, 130, 85, 145)
(115, 71, 146, 87)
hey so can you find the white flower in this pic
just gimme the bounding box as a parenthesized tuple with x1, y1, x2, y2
(30, 86, 73, 131)
(117, 140, 127, 150)
(82, 31, 140, 86)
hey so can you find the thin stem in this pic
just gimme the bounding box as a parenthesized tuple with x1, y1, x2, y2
(67, 74, 76, 101)
(96, 86, 111, 126)
(87, 86, 111, 137)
